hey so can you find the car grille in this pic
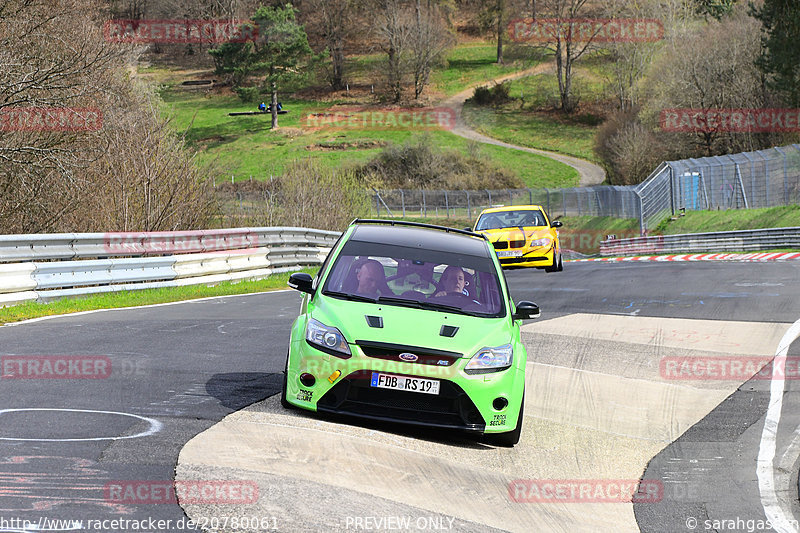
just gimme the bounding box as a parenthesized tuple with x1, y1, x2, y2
(493, 240, 526, 250)
(317, 370, 485, 431)
(356, 341, 460, 366)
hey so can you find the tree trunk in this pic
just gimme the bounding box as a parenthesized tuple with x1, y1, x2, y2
(496, 0, 505, 65)
(271, 82, 278, 129)
(331, 44, 345, 90)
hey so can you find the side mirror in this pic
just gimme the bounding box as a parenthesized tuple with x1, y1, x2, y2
(288, 272, 315, 295)
(551, 221, 563, 228)
(513, 301, 540, 321)
(464, 227, 473, 232)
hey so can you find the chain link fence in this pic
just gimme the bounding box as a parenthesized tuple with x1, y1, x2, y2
(370, 144, 800, 234)
(214, 145, 800, 235)
(369, 186, 641, 221)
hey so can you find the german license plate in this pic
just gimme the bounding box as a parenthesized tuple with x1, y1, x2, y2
(497, 250, 523, 258)
(370, 373, 440, 395)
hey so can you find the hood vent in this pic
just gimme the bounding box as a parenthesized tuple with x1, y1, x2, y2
(365, 315, 383, 328)
(440, 325, 459, 338)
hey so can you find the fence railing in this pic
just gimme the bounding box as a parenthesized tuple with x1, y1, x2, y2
(369, 186, 642, 221)
(600, 227, 800, 256)
(0, 227, 340, 307)
(365, 144, 800, 235)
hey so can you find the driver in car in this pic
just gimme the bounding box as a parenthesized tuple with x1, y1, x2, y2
(433, 266, 466, 297)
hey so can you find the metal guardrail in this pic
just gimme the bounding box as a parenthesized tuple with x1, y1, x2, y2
(0, 227, 339, 263)
(0, 227, 340, 307)
(600, 227, 800, 256)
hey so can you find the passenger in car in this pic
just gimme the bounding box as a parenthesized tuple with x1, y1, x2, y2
(355, 259, 387, 298)
(434, 266, 466, 297)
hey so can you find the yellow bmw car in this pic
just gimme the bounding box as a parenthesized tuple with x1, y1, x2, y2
(472, 205, 563, 271)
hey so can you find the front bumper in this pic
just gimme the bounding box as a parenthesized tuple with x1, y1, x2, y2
(497, 245, 555, 268)
(284, 339, 525, 434)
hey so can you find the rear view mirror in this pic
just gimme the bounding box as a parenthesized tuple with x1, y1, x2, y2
(552, 221, 563, 228)
(288, 272, 314, 295)
(513, 301, 540, 321)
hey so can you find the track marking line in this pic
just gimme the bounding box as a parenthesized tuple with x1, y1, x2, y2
(758, 317, 800, 533)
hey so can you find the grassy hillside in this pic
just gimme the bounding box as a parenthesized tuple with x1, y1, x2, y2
(157, 62, 579, 188)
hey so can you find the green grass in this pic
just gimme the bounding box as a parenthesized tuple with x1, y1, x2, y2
(655, 205, 800, 234)
(462, 101, 600, 163)
(459, 51, 617, 163)
(0, 270, 316, 324)
(160, 89, 579, 188)
(430, 44, 549, 96)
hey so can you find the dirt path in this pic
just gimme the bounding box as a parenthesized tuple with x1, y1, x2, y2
(440, 62, 606, 187)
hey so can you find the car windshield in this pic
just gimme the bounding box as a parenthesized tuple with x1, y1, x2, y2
(321, 240, 505, 317)
(475, 209, 546, 231)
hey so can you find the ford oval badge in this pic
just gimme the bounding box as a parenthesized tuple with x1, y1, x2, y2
(399, 352, 418, 362)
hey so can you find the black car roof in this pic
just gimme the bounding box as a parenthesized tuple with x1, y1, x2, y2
(350, 223, 491, 258)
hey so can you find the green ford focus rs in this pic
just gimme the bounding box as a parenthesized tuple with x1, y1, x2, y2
(282, 219, 540, 446)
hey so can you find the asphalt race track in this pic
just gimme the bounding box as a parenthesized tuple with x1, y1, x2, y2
(0, 260, 798, 532)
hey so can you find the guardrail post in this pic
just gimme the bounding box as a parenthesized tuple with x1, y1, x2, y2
(444, 190, 449, 218)
(400, 190, 406, 217)
(486, 189, 492, 206)
(422, 189, 427, 217)
(466, 191, 471, 219)
(545, 189, 550, 213)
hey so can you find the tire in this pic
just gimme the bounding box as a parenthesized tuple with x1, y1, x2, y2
(556, 253, 564, 272)
(485, 392, 524, 447)
(280, 351, 294, 410)
(544, 253, 559, 273)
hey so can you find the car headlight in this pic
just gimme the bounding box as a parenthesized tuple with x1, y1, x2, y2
(530, 237, 552, 248)
(305, 318, 351, 358)
(464, 344, 513, 374)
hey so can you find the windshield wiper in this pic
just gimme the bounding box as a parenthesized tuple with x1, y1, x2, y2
(375, 296, 424, 308)
(322, 290, 378, 303)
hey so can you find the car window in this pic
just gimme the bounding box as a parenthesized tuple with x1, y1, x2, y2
(475, 209, 546, 230)
(321, 240, 505, 317)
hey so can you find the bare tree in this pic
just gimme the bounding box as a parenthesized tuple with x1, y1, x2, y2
(374, 0, 413, 102)
(0, 0, 215, 232)
(305, 0, 356, 91)
(533, 0, 610, 112)
(642, 10, 768, 155)
(410, 0, 454, 98)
